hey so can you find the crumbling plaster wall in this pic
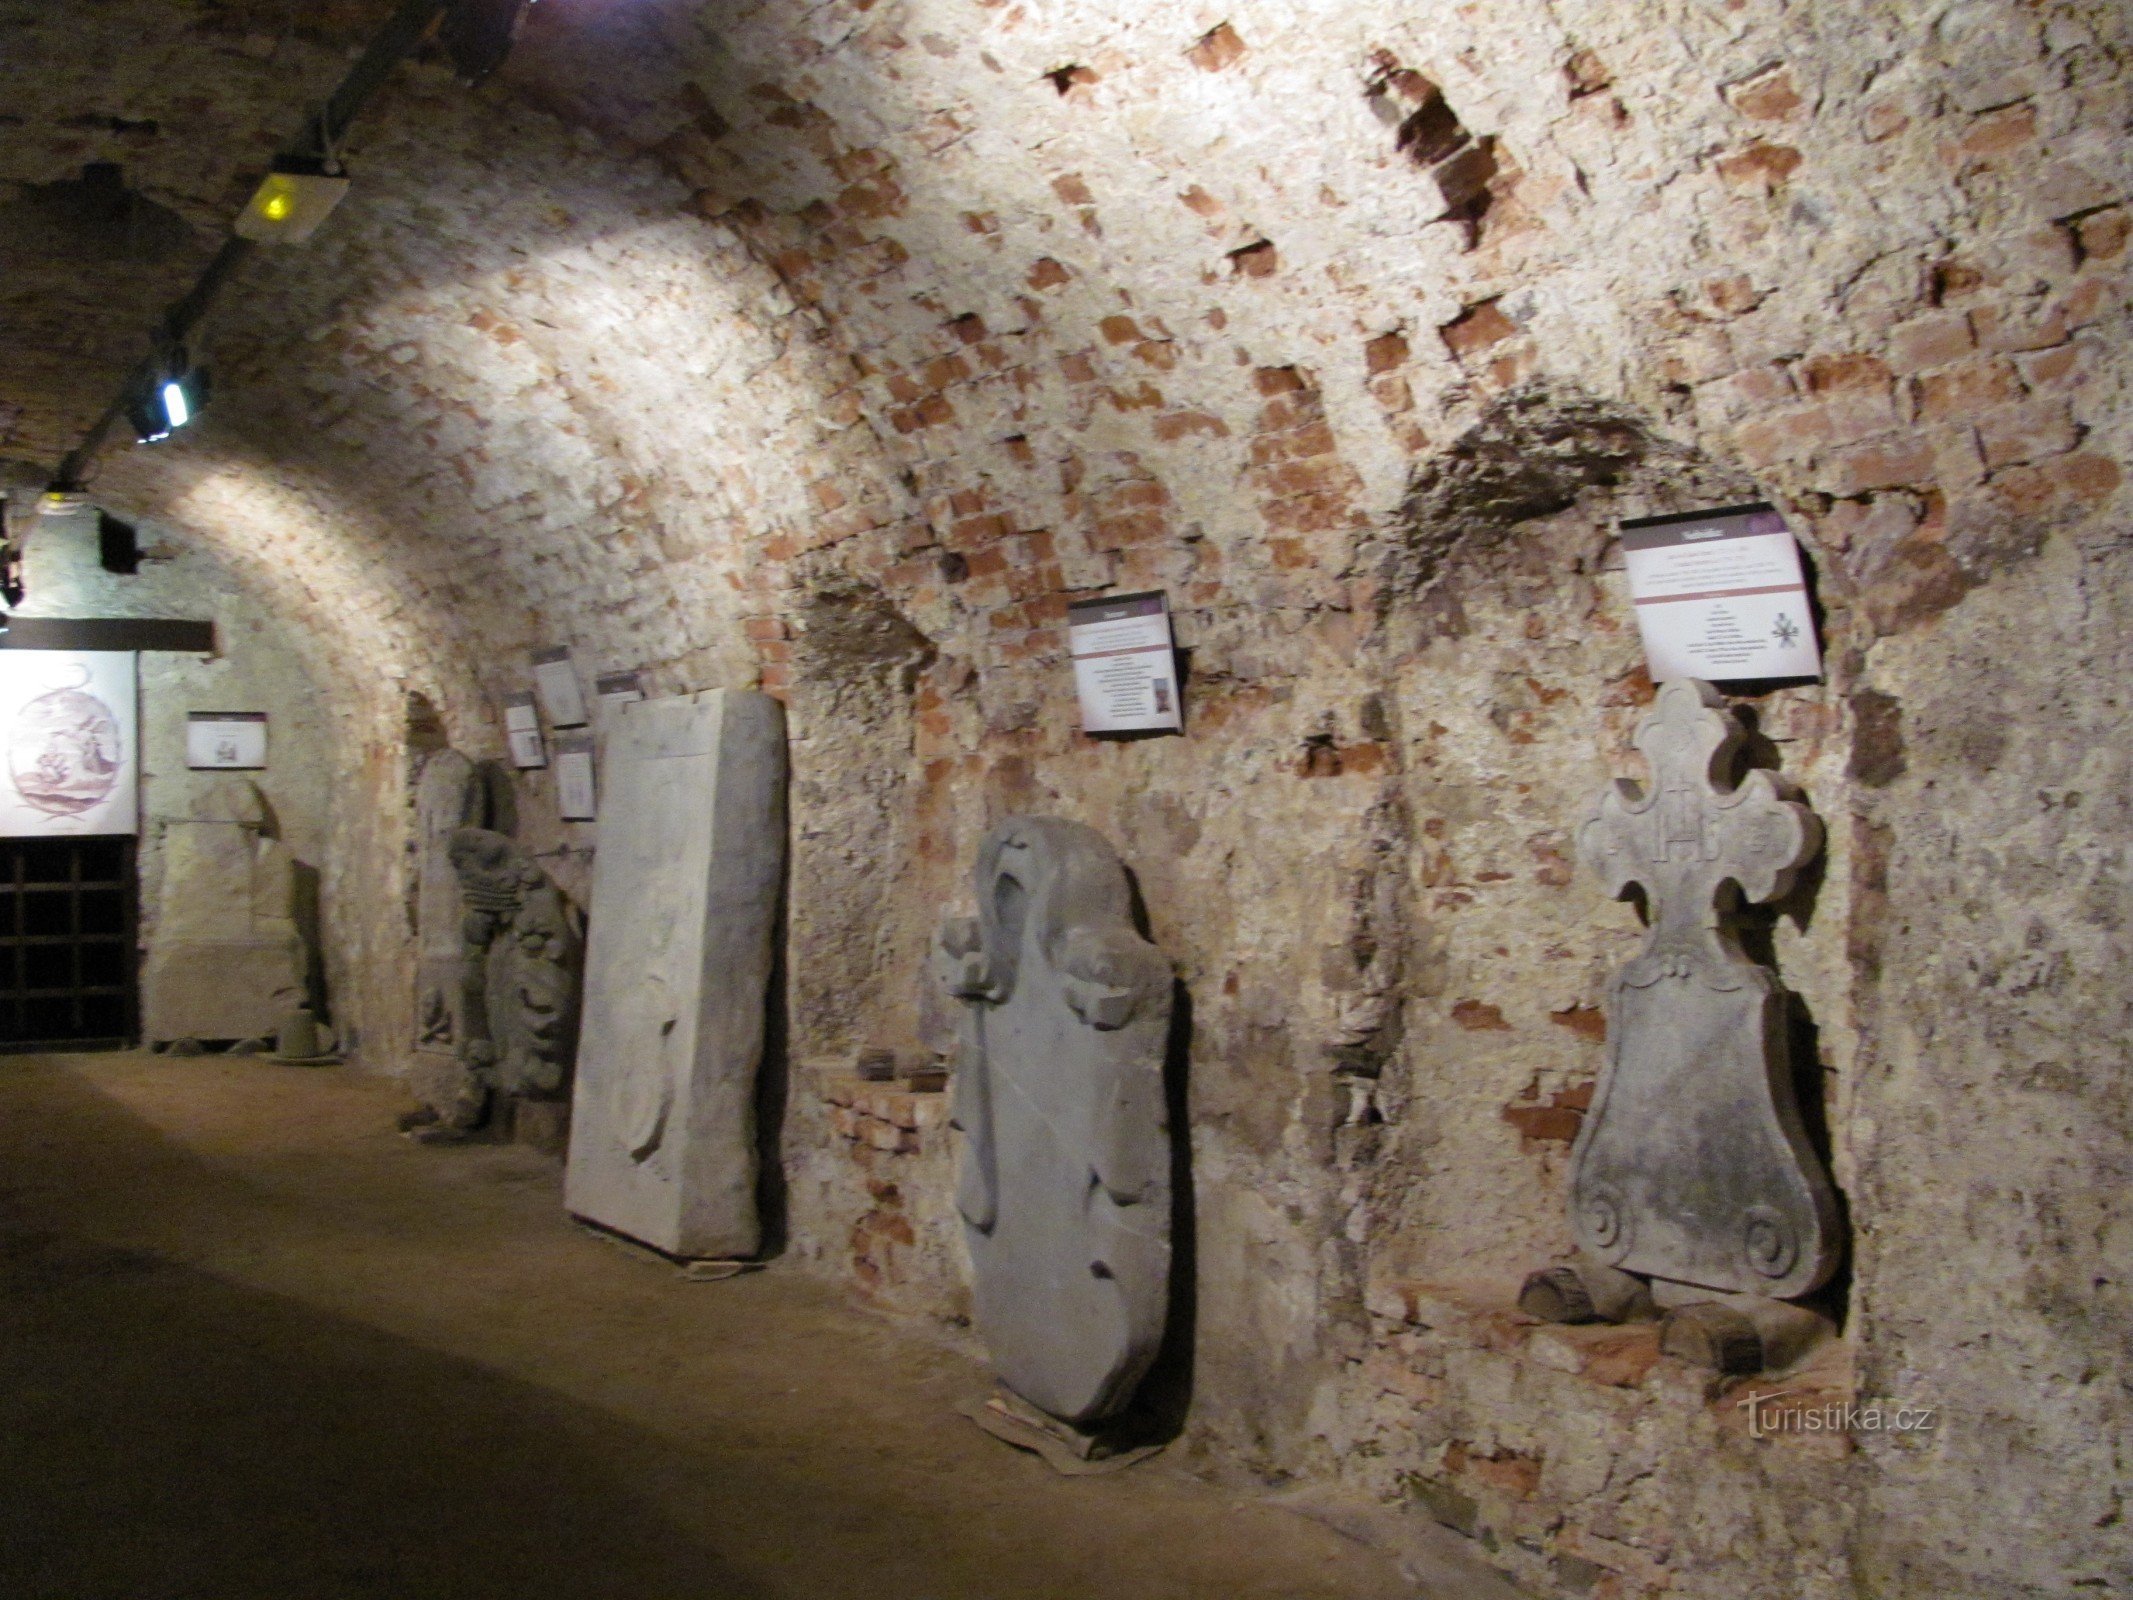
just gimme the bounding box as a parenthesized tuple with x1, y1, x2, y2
(2, 0, 2128, 1594)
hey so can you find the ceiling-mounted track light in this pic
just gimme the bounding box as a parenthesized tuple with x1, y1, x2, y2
(127, 350, 209, 444)
(443, 0, 535, 85)
(46, 0, 481, 493)
(235, 162, 353, 244)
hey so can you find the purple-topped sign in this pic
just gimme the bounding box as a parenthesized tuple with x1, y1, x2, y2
(1619, 504, 1820, 683)
(1067, 590, 1182, 734)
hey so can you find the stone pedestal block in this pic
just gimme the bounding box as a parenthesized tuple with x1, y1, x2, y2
(564, 690, 786, 1259)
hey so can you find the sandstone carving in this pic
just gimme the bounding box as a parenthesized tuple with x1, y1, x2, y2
(936, 817, 1172, 1431)
(565, 690, 786, 1259)
(447, 827, 581, 1111)
(1566, 678, 1840, 1300)
(143, 778, 309, 1045)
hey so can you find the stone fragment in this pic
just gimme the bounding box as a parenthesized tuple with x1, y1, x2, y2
(935, 817, 1172, 1429)
(142, 778, 309, 1045)
(1659, 1300, 1763, 1373)
(411, 748, 485, 1060)
(565, 691, 786, 1259)
(1660, 1296, 1833, 1374)
(1518, 1260, 1655, 1324)
(448, 827, 581, 1103)
(1568, 680, 1841, 1299)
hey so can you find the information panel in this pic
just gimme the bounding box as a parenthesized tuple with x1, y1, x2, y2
(186, 711, 267, 770)
(1067, 590, 1183, 734)
(504, 691, 547, 769)
(555, 731, 597, 821)
(531, 646, 588, 728)
(1621, 504, 1821, 683)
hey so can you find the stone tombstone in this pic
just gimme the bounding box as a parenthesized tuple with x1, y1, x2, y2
(448, 827, 581, 1107)
(1568, 678, 1840, 1299)
(935, 817, 1172, 1430)
(564, 690, 786, 1259)
(412, 749, 485, 1059)
(143, 778, 309, 1044)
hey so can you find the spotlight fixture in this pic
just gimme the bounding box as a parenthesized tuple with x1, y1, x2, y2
(0, 502, 22, 609)
(443, 0, 535, 85)
(48, 0, 515, 493)
(128, 350, 209, 444)
(98, 510, 141, 575)
(38, 483, 91, 517)
(235, 162, 353, 244)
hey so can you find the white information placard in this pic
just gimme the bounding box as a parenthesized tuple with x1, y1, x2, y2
(594, 669, 644, 737)
(594, 669, 644, 709)
(531, 646, 588, 728)
(555, 731, 597, 821)
(1067, 590, 1183, 734)
(0, 651, 137, 835)
(186, 711, 267, 770)
(504, 691, 547, 769)
(1621, 504, 1821, 683)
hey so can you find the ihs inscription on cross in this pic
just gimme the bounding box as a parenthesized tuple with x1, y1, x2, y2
(1566, 679, 1842, 1300)
(1581, 680, 1819, 970)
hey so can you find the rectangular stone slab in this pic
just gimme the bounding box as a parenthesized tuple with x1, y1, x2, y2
(143, 817, 306, 1043)
(564, 690, 785, 1258)
(143, 939, 306, 1042)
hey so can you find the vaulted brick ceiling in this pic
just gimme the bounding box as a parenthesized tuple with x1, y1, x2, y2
(2, 0, 2120, 733)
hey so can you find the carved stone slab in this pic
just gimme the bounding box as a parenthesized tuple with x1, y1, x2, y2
(936, 817, 1171, 1428)
(565, 691, 786, 1259)
(413, 749, 483, 1058)
(1569, 679, 1840, 1299)
(143, 779, 307, 1043)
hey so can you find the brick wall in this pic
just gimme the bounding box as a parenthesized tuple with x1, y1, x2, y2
(4, 2, 2128, 1593)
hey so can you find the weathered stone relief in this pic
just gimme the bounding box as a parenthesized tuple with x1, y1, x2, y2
(452, 828, 581, 1097)
(409, 826, 581, 1141)
(565, 690, 786, 1259)
(1524, 679, 1841, 1370)
(936, 817, 1172, 1436)
(143, 777, 310, 1047)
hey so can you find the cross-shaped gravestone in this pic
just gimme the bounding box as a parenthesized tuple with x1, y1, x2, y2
(1568, 678, 1841, 1299)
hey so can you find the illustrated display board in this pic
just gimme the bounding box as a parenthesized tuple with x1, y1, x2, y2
(0, 651, 137, 836)
(555, 731, 597, 821)
(504, 692, 546, 769)
(565, 690, 787, 1260)
(186, 711, 267, 770)
(1067, 590, 1183, 734)
(1621, 504, 1821, 683)
(532, 646, 588, 728)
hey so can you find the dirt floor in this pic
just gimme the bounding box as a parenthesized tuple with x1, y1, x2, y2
(0, 1052, 1430, 1600)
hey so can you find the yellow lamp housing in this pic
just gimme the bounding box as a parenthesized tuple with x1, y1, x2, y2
(235, 169, 352, 244)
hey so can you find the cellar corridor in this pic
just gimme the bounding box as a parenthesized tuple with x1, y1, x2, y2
(0, 1052, 1476, 1600)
